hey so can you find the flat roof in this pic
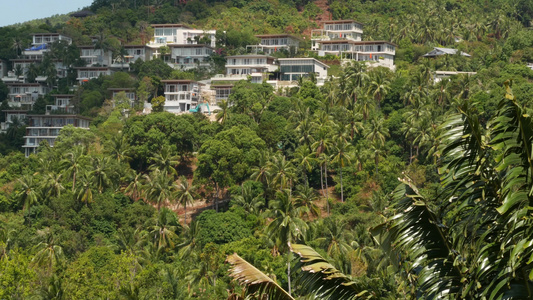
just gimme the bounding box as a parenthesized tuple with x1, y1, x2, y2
(319, 40, 397, 46)
(161, 80, 205, 85)
(27, 114, 92, 121)
(29, 32, 65, 36)
(435, 71, 477, 75)
(11, 59, 40, 62)
(74, 67, 110, 70)
(151, 24, 192, 29)
(277, 58, 330, 68)
(51, 94, 75, 97)
(167, 44, 214, 49)
(124, 44, 146, 48)
(226, 55, 275, 59)
(255, 34, 300, 40)
(322, 19, 365, 26)
(108, 88, 135, 91)
(6, 83, 43, 86)
(211, 84, 234, 88)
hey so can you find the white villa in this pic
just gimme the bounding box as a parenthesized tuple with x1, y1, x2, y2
(47, 94, 76, 114)
(161, 80, 203, 113)
(111, 45, 149, 69)
(22, 33, 72, 61)
(80, 45, 113, 67)
(224, 55, 278, 83)
(146, 24, 216, 69)
(278, 58, 329, 83)
(168, 44, 214, 69)
(423, 47, 471, 57)
(149, 24, 216, 47)
(109, 88, 136, 107)
(1, 110, 28, 132)
(247, 34, 300, 54)
(318, 40, 396, 70)
(23, 114, 91, 157)
(312, 20, 364, 50)
(212, 84, 233, 104)
(311, 20, 396, 70)
(6, 82, 50, 108)
(76, 67, 113, 84)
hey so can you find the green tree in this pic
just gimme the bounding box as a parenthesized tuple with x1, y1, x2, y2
(373, 82, 533, 299)
(176, 176, 197, 225)
(151, 95, 166, 113)
(265, 190, 308, 295)
(15, 174, 41, 226)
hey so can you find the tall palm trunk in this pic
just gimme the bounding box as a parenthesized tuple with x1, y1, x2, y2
(215, 183, 219, 212)
(339, 166, 344, 202)
(72, 171, 76, 192)
(320, 164, 325, 197)
(184, 204, 187, 226)
(324, 160, 329, 201)
(287, 248, 291, 295)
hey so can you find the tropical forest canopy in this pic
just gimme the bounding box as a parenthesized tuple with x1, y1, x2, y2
(0, 0, 532, 299)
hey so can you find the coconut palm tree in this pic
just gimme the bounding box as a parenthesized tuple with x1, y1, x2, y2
(32, 233, 64, 275)
(124, 170, 143, 201)
(150, 207, 181, 252)
(233, 182, 265, 216)
(367, 69, 391, 110)
(267, 154, 296, 192)
(330, 138, 352, 202)
(265, 190, 308, 295)
(75, 171, 94, 207)
(373, 82, 533, 299)
(176, 176, 197, 225)
(90, 156, 113, 193)
(15, 174, 41, 226)
(215, 99, 230, 125)
(42, 172, 64, 200)
(143, 169, 178, 212)
(149, 145, 180, 177)
(61, 146, 86, 192)
(11, 37, 24, 57)
(294, 183, 320, 218)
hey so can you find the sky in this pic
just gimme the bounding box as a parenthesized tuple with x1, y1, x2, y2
(0, 0, 94, 27)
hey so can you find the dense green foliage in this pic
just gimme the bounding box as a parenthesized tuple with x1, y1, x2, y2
(0, 0, 532, 298)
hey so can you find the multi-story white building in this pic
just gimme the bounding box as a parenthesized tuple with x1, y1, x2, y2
(311, 20, 364, 50)
(23, 114, 91, 157)
(79, 45, 113, 66)
(111, 45, 149, 69)
(161, 80, 203, 113)
(169, 44, 214, 69)
(247, 34, 300, 54)
(0, 59, 6, 77)
(1, 110, 27, 132)
(149, 24, 216, 48)
(22, 33, 72, 60)
(278, 58, 329, 83)
(211, 84, 233, 104)
(311, 20, 396, 70)
(108, 88, 136, 107)
(317, 40, 396, 70)
(46, 94, 76, 114)
(6, 83, 50, 108)
(76, 67, 112, 84)
(225, 55, 278, 83)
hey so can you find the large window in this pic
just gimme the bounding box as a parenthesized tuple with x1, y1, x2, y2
(281, 64, 313, 73)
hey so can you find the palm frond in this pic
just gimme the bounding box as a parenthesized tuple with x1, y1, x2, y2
(226, 253, 295, 300)
(290, 243, 370, 300)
